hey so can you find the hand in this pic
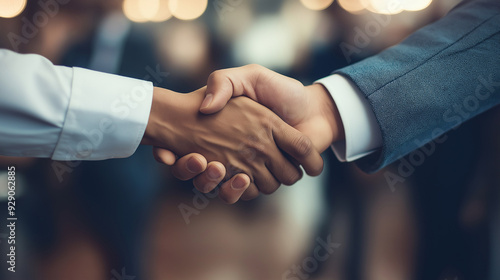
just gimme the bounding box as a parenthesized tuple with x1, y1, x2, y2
(200, 64, 345, 153)
(142, 87, 324, 203)
(152, 149, 229, 196)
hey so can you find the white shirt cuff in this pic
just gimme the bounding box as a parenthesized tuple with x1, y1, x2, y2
(315, 74, 382, 162)
(52, 68, 153, 161)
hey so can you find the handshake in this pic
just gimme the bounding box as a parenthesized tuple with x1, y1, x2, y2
(141, 65, 345, 204)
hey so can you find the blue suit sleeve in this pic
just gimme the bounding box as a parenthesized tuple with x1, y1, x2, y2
(335, 0, 500, 173)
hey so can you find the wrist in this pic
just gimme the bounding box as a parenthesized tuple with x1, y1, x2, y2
(141, 87, 180, 147)
(306, 84, 345, 144)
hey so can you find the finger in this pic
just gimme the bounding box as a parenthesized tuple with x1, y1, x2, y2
(273, 123, 324, 176)
(152, 147, 177, 165)
(218, 174, 251, 204)
(253, 168, 281, 195)
(193, 162, 226, 193)
(171, 153, 208, 181)
(265, 155, 303, 186)
(240, 183, 260, 201)
(201, 65, 262, 114)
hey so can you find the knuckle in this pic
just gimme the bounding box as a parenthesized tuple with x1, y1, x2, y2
(292, 134, 313, 158)
(246, 64, 262, 71)
(253, 143, 268, 156)
(244, 138, 268, 157)
(282, 170, 301, 186)
(208, 70, 226, 84)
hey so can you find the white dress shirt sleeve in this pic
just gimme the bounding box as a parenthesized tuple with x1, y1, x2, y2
(0, 49, 153, 161)
(315, 74, 383, 162)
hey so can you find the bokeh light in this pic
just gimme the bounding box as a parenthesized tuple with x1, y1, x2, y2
(139, 0, 160, 20)
(0, 0, 27, 18)
(169, 0, 208, 21)
(123, 0, 149, 22)
(233, 16, 296, 70)
(337, 0, 433, 14)
(365, 0, 404, 15)
(151, 0, 173, 22)
(158, 22, 209, 73)
(123, 0, 172, 23)
(402, 0, 433, 11)
(300, 0, 335, 11)
(338, 0, 367, 14)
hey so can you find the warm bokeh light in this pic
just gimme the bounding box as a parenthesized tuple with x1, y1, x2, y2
(139, 0, 160, 20)
(151, 0, 173, 22)
(123, 0, 149, 22)
(348, 0, 433, 14)
(402, 0, 433, 11)
(365, 0, 404, 15)
(338, 0, 367, 13)
(123, 0, 172, 23)
(233, 16, 296, 70)
(0, 0, 26, 18)
(158, 22, 209, 73)
(169, 0, 208, 21)
(300, 0, 334, 11)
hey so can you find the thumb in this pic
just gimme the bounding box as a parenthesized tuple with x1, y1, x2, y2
(200, 65, 262, 114)
(152, 147, 177, 165)
(200, 71, 236, 114)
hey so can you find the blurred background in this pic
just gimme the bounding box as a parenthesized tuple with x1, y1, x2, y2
(0, 0, 499, 279)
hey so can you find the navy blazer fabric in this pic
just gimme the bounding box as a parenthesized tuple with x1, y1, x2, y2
(336, 0, 500, 173)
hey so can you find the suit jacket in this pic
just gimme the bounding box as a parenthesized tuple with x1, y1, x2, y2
(336, 0, 500, 173)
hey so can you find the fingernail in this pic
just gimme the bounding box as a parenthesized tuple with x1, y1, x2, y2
(201, 94, 213, 110)
(231, 176, 248, 190)
(186, 157, 201, 174)
(207, 166, 221, 180)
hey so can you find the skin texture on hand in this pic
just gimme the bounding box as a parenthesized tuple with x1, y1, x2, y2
(142, 87, 324, 203)
(201, 64, 345, 153)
